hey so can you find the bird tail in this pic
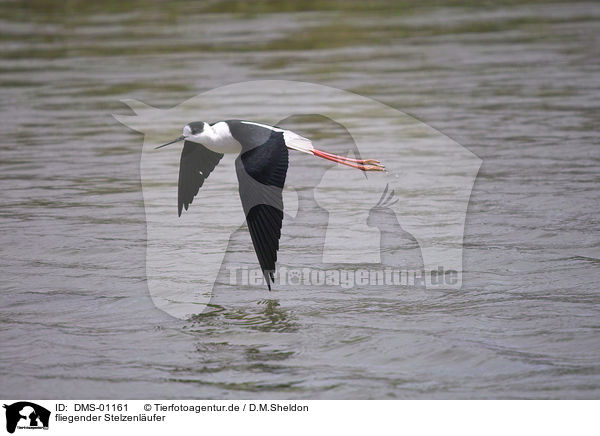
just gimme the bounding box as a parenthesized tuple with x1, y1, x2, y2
(283, 131, 314, 154)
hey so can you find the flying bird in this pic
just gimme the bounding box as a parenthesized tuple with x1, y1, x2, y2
(156, 120, 384, 289)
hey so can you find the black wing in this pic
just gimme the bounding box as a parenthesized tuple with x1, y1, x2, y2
(235, 131, 289, 290)
(178, 141, 224, 216)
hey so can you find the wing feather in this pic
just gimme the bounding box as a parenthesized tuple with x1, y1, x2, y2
(235, 131, 289, 289)
(178, 141, 224, 216)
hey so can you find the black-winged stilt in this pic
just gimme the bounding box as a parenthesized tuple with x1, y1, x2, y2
(156, 120, 384, 289)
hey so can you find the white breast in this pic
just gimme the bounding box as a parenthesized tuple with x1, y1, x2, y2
(203, 121, 242, 154)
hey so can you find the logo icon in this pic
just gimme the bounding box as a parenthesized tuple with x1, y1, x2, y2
(3, 402, 50, 434)
(115, 80, 481, 319)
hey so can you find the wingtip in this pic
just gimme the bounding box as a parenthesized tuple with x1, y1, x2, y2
(264, 271, 274, 291)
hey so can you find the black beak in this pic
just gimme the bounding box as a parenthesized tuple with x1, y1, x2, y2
(155, 135, 185, 149)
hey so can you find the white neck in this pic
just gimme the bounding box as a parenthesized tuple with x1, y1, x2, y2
(199, 122, 242, 154)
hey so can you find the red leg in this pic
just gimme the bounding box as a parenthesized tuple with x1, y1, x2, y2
(315, 149, 382, 166)
(313, 149, 385, 171)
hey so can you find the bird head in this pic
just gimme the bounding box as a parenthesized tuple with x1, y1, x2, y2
(155, 121, 209, 149)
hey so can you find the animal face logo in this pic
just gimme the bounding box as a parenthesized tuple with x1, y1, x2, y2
(114, 80, 481, 319)
(3, 402, 50, 434)
(367, 184, 399, 228)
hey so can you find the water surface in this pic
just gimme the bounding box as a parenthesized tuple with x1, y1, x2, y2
(0, 0, 599, 398)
